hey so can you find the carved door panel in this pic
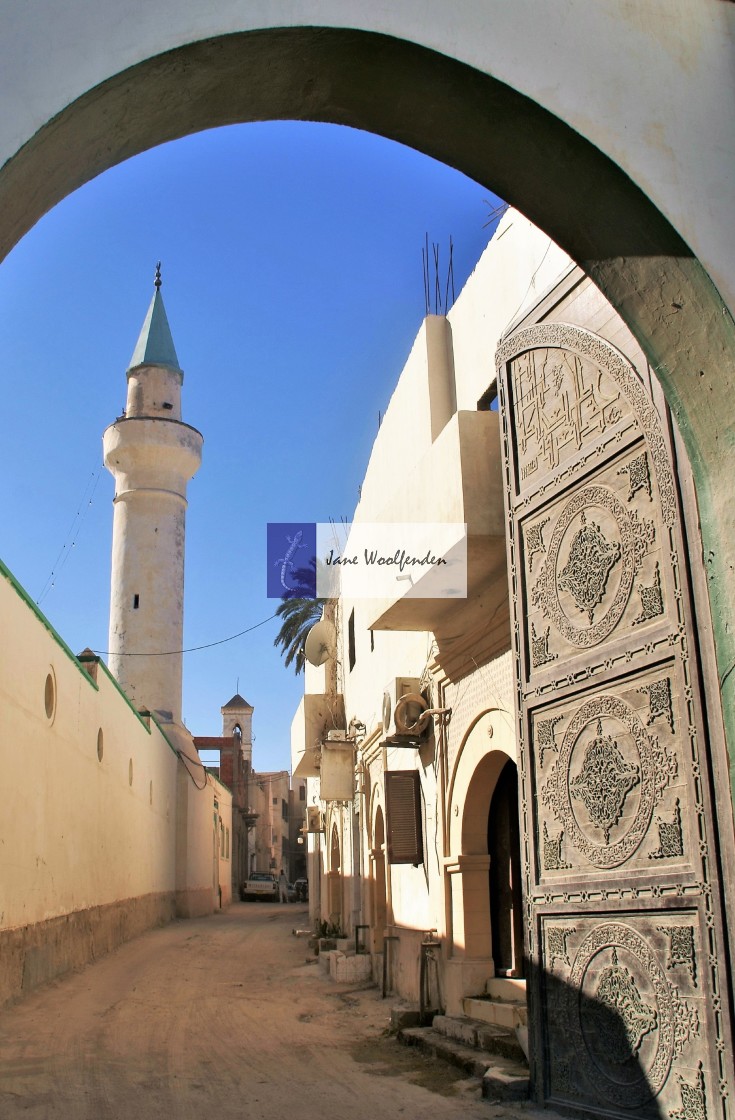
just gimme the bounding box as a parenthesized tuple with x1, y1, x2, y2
(496, 324, 732, 1119)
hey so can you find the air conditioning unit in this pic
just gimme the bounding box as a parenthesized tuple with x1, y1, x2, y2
(321, 731, 355, 801)
(382, 677, 429, 739)
(306, 806, 324, 833)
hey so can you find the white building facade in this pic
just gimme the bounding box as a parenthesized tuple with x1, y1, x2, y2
(294, 211, 733, 1116)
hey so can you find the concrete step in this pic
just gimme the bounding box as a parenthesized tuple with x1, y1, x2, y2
(397, 1026, 529, 1102)
(390, 1003, 423, 1030)
(463, 995, 528, 1030)
(434, 1013, 527, 1064)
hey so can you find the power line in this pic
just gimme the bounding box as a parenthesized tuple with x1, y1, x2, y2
(37, 464, 103, 605)
(92, 613, 278, 657)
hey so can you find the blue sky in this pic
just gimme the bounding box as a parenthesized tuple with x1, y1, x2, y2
(0, 121, 502, 771)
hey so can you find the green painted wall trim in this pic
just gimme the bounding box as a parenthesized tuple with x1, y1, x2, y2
(91, 656, 156, 736)
(0, 556, 98, 689)
(78, 653, 188, 759)
(149, 711, 183, 758)
(0, 558, 184, 758)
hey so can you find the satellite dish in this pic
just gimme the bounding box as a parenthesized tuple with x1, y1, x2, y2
(304, 619, 335, 667)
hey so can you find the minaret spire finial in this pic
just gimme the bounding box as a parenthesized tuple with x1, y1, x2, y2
(154, 261, 162, 291)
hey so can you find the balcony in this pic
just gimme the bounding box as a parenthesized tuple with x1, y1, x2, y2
(366, 410, 509, 676)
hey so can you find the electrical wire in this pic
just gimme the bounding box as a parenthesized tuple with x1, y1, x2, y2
(36, 465, 103, 605)
(504, 240, 552, 331)
(92, 613, 277, 656)
(177, 748, 209, 790)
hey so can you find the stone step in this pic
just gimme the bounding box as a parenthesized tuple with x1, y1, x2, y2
(397, 1026, 529, 1102)
(485, 976, 526, 1001)
(463, 995, 528, 1030)
(434, 1014, 527, 1064)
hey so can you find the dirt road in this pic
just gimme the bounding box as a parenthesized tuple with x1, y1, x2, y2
(0, 903, 514, 1119)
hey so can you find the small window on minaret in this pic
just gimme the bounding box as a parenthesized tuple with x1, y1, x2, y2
(162, 402, 173, 410)
(133, 594, 140, 609)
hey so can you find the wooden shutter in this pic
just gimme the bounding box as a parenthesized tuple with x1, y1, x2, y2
(385, 770, 423, 865)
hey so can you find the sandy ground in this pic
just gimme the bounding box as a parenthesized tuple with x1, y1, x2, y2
(0, 902, 536, 1119)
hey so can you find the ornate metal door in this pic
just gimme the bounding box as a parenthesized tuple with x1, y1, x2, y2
(496, 323, 732, 1118)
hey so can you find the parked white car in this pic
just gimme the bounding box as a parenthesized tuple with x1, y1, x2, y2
(239, 873, 277, 901)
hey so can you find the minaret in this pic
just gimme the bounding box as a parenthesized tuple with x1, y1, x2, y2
(103, 265, 202, 725)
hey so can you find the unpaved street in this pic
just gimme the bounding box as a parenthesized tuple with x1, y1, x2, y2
(0, 903, 512, 1119)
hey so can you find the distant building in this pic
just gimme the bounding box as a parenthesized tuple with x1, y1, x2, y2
(194, 693, 254, 894)
(195, 697, 306, 892)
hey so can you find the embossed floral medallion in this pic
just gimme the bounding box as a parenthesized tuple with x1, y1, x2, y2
(562, 922, 698, 1109)
(531, 484, 654, 650)
(541, 695, 676, 868)
(589, 946, 657, 1063)
(569, 720, 640, 843)
(558, 513, 621, 624)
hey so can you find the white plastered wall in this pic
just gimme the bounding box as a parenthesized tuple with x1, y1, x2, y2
(0, 567, 178, 930)
(0, 558, 231, 1000)
(329, 213, 564, 1001)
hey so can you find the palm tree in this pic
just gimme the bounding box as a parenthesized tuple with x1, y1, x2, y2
(273, 594, 326, 675)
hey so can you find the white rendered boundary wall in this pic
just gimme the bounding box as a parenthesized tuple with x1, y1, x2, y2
(0, 557, 229, 1005)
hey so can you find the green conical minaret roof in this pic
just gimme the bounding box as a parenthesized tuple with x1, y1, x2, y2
(128, 263, 182, 373)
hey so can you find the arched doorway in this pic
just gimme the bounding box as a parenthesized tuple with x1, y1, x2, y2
(454, 744, 514, 969)
(371, 805, 388, 951)
(487, 760, 523, 977)
(326, 821, 342, 929)
(0, 10, 732, 858)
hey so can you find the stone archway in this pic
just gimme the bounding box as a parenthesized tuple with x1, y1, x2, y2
(1, 10, 734, 1111)
(458, 749, 515, 968)
(1, 26, 734, 721)
(0, 12, 732, 786)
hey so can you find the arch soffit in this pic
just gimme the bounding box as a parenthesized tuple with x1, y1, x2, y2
(447, 707, 514, 858)
(0, 29, 729, 452)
